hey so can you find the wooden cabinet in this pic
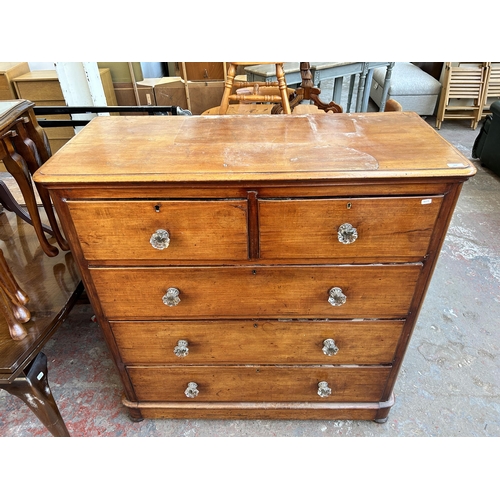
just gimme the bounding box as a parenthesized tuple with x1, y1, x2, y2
(0, 62, 29, 100)
(33, 113, 476, 422)
(13, 68, 116, 153)
(178, 62, 225, 81)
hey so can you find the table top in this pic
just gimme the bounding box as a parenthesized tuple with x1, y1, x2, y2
(244, 62, 391, 76)
(34, 112, 476, 186)
(0, 99, 34, 131)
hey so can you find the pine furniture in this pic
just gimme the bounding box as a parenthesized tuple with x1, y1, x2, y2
(33, 112, 475, 422)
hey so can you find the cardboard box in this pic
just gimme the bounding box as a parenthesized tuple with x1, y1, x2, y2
(113, 82, 157, 107)
(147, 77, 225, 115)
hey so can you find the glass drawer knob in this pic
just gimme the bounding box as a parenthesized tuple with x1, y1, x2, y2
(150, 229, 170, 250)
(338, 223, 358, 244)
(328, 287, 346, 306)
(162, 287, 180, 307)
(317, 381, 332, 398)
(174, 339, 189, 357)
(322, 339, 339, 356)
(185, 382, 199, 398)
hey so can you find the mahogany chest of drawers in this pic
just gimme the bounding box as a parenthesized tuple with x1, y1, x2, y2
(34, 112, 476, 422)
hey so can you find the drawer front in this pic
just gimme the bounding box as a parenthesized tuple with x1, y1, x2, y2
(67, 200, 249, 261)
(112, 319, 404, 365)
(16, 80, 64, 101)
(259, 196, 443, 261)
(91, 264, 421, 320)
(127, 366, 391, 402)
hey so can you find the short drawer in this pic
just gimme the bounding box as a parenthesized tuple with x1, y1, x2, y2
(67, 200, 249, 262)
(91, 264, 421, 320)
(127, 366, 391, 403)
(258, 196, 443, 262)
(112, 319, 404, 365)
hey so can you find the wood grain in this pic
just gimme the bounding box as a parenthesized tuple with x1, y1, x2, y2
(127, 365, 391, 402)
(259, 195, 443, 262)
(91, 264, 421, 320)
(111, 319, 404, 365)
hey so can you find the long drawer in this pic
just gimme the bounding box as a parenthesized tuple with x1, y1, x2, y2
(67, 200, 249, 261)
(259, 196, 443, 262)
(91, 264, 422, 320)
(127, 366, 392, 402)
(112, 319, 404, 365)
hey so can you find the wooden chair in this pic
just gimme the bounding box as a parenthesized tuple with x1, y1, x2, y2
(219, 63, 292, 114)
(287, 62, 343, 114)
(436, 62, 489, 129)
(0, 100, 83, 436)
(384, 99, 403, 112)
(481, 62, 500, 117)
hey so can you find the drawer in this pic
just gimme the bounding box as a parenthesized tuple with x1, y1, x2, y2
(112, 319, 404, 365)
(127, 366, 391, 402)
(258, 196, 443, 262)
(67, 200, 249, 262)
(15, 80, 64, 101)
(91, 264, 421, 320)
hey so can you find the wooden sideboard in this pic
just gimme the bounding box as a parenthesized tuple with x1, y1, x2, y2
(33, 113, 476, 422)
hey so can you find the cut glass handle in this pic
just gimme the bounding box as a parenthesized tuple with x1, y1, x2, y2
(322, 339, 339, 356)
(328, 287, 346, 306)
(185, 382, 199, 398)
(174, 339, 189, 357)
(162, 287, 180, 307)
(150, 229, 170, 250)
(317, 381, 332, 398)
(337, 223, 358, 244)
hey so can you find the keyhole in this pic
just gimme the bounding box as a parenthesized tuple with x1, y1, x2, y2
(154, 204, 161, 212)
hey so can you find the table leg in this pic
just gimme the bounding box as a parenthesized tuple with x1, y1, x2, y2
(356, 64, 369, 112)
(378, 62, 394, 112)
(361, 69, 375, 112)
(3, 352, 70, 437)
(347, 75, 356, 112)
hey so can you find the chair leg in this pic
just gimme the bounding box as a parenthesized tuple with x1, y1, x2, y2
(219, 63, 237, 114)
(3, 352, 70, 437)
(276, 64, 291, 114)
(0, 181, 53, 235)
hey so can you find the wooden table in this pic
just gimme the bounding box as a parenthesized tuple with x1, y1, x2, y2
(245, 62, 394, 112)
(34, 112, 475, 422)
(0, 99, 82, 436)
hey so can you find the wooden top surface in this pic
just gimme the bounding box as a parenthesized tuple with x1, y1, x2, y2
(0, 99, 33, 131)
(0, 210, 81, 380)
(12, 70, 59, 82)
(33, 112, 476, 186)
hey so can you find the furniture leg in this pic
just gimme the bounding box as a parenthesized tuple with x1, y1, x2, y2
(0, 181, 53, 235)
(332, 77, 344, 107)
(3, 352, 70, 436)
(276, 64, 291, 114)
(1, 134, 59, 256)
(346, 75, 356, 112)
(356, 64, 369, 112)
(378, 63, 394, 112)
(219, 64, 237, 114)
(361, 70, 375, 112)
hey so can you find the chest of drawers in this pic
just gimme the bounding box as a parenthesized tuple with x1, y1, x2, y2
(34, 113, 475, 422)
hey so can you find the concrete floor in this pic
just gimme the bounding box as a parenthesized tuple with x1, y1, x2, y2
(0, 103, 499, 438)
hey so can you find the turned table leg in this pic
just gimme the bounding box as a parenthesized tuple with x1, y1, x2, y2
(3, 352, 70, 437)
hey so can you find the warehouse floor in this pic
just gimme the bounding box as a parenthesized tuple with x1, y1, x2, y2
(0, 107, 499, 438)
